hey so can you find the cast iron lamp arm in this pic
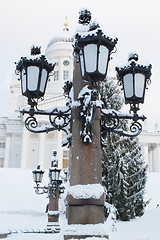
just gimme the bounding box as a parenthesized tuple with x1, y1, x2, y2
(20, 105, 71, 135)
(34, 185, 49, 195)
(100, 107, 146, 147)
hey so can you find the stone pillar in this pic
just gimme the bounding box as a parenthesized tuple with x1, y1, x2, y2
(66, 60, 104, 224)
(47, 187, 60, 233)
(57, 131, 63, 168)
(4, 133, 11, 168)
(39, 132, 46, 168)
(148, 145, 152, 172)
(20, 127, 29, 168)
(152, 144, 156, 172)
(64, 59, 108, 239)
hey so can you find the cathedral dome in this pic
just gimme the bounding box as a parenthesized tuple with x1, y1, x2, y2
(47, 33, 74, 47)
(47, 17, 74, 47)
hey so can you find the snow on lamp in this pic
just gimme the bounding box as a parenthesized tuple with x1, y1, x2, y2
(74, 9, 118, 82)
(74, 30, 118, 82)
(49, 168, 61, 181)
(16, 46, 55, 102)
(115, 53, 152, 113)
(32, 165, 44, 185)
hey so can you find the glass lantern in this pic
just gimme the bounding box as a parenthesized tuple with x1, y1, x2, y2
(16, 47, 55, 100)
(32, 166, 44, 185)
(116, 54, 152, 111)
(74, 30, 118, 82)
(49, 168, 61, 182)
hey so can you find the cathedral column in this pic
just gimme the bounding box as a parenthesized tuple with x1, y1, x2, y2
(4, 133, 11, 168)
(152, 144, 156, 172)
(157, 144, 160, 172)
(39, 132, 46, 168)
(20, 126, 29, 168)
(57, 131, 63, 168)
(143, 143, 149, 166)
(148, 146, 152, 172)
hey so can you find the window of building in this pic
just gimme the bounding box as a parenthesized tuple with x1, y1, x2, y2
(63, 70, 69, 80)
(55, 62, 59, 66)
(54, 71, 59, 81)
(0, 158, 4, 167)
(0, 143, 5, 148)
(63, 150, 69, 168)
(63, 150, 69, 158)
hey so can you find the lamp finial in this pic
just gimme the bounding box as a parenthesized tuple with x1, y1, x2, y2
(79, 8, 91, 25)
(31, 46, 41, 55)
(128, 53, 138, 62)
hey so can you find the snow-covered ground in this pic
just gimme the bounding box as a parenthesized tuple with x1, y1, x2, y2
(0, 168, 160, 240)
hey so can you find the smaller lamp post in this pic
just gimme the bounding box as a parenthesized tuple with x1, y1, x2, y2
(32, 151, 64, 233)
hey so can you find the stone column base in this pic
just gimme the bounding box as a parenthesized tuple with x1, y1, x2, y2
(0, 233, 9, 239)
(66, 205, 104, 224)
(48, 213, 59, 222)
(46, 222, 60, 233)
(64, 234, 109, 239)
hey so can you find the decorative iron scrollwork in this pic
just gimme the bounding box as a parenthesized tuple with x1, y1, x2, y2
(101, 108, 145, 147)
(22, 106, 71, 146)
(34, 185, 49, 195)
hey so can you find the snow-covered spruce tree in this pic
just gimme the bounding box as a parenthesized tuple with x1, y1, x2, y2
(101, 78, 147, 221)
(121, 136, 148, 218)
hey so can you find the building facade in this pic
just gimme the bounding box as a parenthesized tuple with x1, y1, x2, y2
(0, 26, 160, 172)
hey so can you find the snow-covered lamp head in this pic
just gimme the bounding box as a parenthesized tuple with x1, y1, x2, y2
(49, 168, 61, 182)
(32, 165, 44, 185)
(74, 9, 118, 82)
(16, 46, 55, 104)
(116, 53, 152, 113)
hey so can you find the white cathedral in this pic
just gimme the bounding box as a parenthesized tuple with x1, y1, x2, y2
(0, 23, 160, 172)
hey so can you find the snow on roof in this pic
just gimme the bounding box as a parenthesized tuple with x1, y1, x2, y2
(47, 28, 74, 48)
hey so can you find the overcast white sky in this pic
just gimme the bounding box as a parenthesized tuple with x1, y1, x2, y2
(0, 0, 160, 130)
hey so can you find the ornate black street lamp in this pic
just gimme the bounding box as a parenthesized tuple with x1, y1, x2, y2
(116, 53, 152, 114)
(15, 8, 152, 235)
(16, 46, 55, 107)
(15, 10, 152, 144)
(32, 165, 44, 187)
(74, 27, 118, 82)
(32, 151, 63, 197)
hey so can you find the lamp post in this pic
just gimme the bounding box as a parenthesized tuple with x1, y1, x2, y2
(32, 151, 64, 233)
(16, 8, 152, 239)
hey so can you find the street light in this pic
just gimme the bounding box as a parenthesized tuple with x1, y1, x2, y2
(15, 46, 55, 106)
(116, 53, 152, 114)
(49, 151, 62, 188)
(32, 151, 64, 233)
(32, 165, 44, 187)
(49, 168, 61, 182)
(15, 8, 152, 237)
(15, 11, 151, 141)
(74, 9, 118, 83)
